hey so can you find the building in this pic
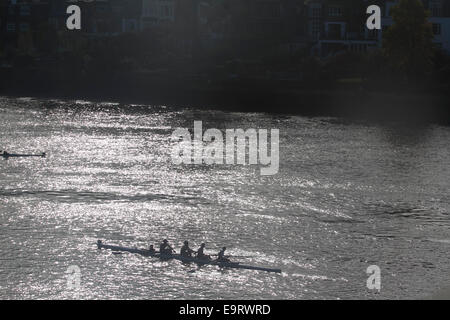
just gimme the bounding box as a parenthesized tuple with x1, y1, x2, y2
(1, 0, 51, 53)
(306, 0, 380, 57)
(47, 0, 68, 32)
(55, 0, 143, 35)
(0, 0, 148, 56)
(305, 0, 450, 57)
(222, 0, 306, 41)
(113, 0, 143, 33)
(141, 0, 175, 30)
(189, 0, 308, 56)
(172, 0, 199, 56)
(0, 0, 8, 49)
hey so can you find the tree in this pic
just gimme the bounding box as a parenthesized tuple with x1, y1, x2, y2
(35, 22, 59, 55)
(17, 31, 34, 56)
(383, 0, 434, 78)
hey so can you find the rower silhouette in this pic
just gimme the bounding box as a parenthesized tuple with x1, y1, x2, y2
(196, 243, 211, 260)
(217, 247, 230, 263)
(180, 241, 195, 257)
(159, 239, 174, 255)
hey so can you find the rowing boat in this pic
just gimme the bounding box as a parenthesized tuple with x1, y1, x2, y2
(98, 242, 281, 273)
(97, 242, 282, 274)
(1, 153, 46, 158)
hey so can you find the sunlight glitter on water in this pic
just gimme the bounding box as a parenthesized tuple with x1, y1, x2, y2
(1, 97, 450, 299)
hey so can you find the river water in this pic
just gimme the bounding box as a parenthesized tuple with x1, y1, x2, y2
(0, 96, 449, 300)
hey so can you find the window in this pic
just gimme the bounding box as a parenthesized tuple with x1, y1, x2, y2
(96, 5, 108, 14)
(386, 3, 395, 17)
(429, 0, 443, 17)
(124, 19, 137, 32)
(310, 5, 322, 39)
(312, 20, 321, 39)
(431, 7, 442, 17)
(328, 6, 342, 17)
(432, 23, 441, 35)
(162, 5, 172, 18)
(328, 23, 342, 39)
(368, 29, 379, 39)
(7, 23, 16, 32)
(20, 5, 30, 16)
(143, 1, 156, 17)
(19, 22, 29, 32)
(256, 3, 280, 18)
(312, 7, 321, 18)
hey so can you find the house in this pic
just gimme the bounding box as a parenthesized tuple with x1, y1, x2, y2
(1, 0, 51, 52)
(196, 0, 307, 55)
(225, 0, 306, 40)
(115, 0, 143, 33)
(429, 15, 450, 52)
(61, 0, 143, 35)
(306, 0, 380, 57)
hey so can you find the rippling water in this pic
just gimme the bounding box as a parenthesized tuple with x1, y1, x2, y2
(1, 96, 450, 300)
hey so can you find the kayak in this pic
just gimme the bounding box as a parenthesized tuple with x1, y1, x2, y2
(97, 241, 282, 274)
(1, 153, 46, 158)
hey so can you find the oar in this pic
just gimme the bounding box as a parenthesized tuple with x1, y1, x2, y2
(210, 254, 255, 259)
(2, 153, 46, 158)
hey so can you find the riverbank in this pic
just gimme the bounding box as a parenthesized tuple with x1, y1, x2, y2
(1, 70, 449, 124)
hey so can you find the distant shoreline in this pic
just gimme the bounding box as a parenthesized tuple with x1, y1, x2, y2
(1, 80, 449, 125)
